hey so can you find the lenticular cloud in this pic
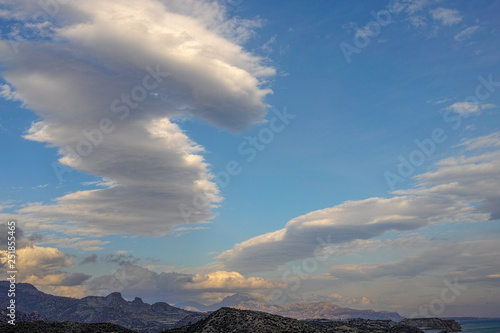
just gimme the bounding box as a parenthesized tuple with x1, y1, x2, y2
(0, 0, 275, 235)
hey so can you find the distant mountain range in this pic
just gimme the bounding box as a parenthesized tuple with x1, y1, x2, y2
(0, 282, 462, 333)
(175, 292, 404, 321)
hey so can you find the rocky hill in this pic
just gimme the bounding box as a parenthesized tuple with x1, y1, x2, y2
(0, 281, 193, 333)
(401, 318, 462, 332)
(165, 307, 319, 333)
(164, 307, 425, 333)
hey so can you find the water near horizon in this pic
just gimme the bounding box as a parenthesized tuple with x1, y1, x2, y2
(423, 318, 500, 333)
(457, 318, 500, 332)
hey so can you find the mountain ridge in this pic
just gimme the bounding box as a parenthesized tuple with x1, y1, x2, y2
(176, 292, 404, 321)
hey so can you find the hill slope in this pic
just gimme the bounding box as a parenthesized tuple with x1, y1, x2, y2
(164, 307, 426, 333)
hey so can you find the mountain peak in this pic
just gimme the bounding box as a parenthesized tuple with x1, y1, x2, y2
(133, 297, 144, 304)
(105, 292, 125, 301)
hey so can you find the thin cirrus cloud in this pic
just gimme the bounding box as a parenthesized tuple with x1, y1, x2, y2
(444, 101, 496, 115)
(216, 132, 499, 275)
(430, 7, 462, 26)
(454, 25, 480, 41)
(0, 0, 275, 236)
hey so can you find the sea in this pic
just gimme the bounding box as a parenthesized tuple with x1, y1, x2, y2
(422, 318, 500, 333)
(457, 318, 500, 332)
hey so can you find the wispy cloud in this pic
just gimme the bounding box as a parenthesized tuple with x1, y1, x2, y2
(454, 25, 480, 41)
(444, 101, 496, 115)
(430, 8, 462, 26)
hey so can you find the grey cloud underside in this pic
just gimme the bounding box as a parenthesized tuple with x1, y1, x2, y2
(330, 239, 500, 282)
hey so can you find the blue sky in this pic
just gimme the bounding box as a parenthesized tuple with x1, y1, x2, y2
(0, 0, 500, 317)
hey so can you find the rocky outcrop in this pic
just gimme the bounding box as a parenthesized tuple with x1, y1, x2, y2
(164, 307, 424, 333)
(401, 318, 462, 332)
(165, 307, 319, 333)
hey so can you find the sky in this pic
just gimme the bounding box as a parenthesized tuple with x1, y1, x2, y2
(0, 0, 499, 318)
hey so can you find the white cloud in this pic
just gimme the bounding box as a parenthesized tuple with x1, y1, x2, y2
(444, 101, 495, 115)
(396, 132, 500, 220)
(0, 83, 19, 101)
(430, 8, 462, 26)
(187, 271, 281, 290)
(216, 195, 480, 274)
(217, 132, 500, 274)
(406, 15, 428, 29)
(454, 25, 479, 41)
(0, 245, 91, 297)
(458, 132, 500, 151)
(0, 0, 275, 236)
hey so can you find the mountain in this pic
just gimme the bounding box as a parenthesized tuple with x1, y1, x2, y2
(276, 301, 405, 321)
(163, 307, 426, 333)
(0, 281, 193, 333)
(176, 293, 404, 321)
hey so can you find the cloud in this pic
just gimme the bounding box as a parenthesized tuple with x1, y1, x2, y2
(388, 0, 441, 15)
(396, 132, 500, 220)
(406, 15, 428, 29)
(444, 101, 495, 115)
(38, 237, 110, 251)
(454, 25, 479, 41)
(0, 84, 19, 101)
(216, 195, 479, 274)
(0, 245, 90, 296)
(0, 0, 275, 236)
(80, 253, 98, 265)
(329, 239, 500, 282)
(103, 254, 140, 266)
(85, 265, 282, 304)
(217, 132, 500, 274)
(457, 132, 500, 151)
(430, 8, 462, 26)
(329, 293, 371, 306)
(187, 271, 279, 290)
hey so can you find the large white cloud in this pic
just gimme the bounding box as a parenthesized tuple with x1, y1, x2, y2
(217, 132, 500, 274)
(216, 196, 480, 274)
(0, 0, 275, 235)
